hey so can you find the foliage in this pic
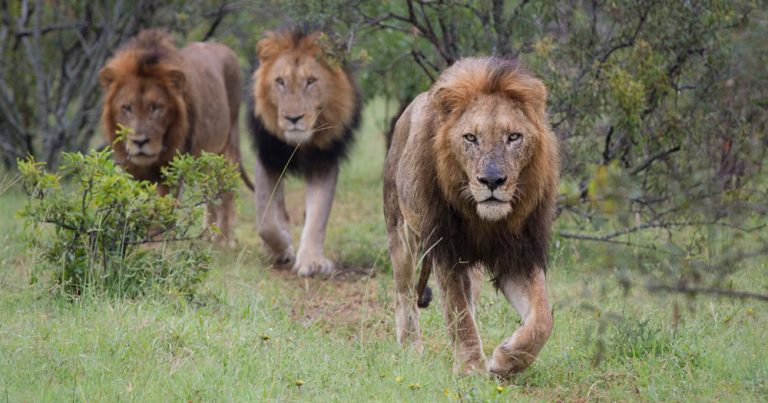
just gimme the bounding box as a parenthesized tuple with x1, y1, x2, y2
(17, 145, 239, 299)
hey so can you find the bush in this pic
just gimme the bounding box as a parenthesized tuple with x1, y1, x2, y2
(17, 148, 239, 299)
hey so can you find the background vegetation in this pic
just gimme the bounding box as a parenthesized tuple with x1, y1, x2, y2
(18, 146, 239, 299)
(0, 0, 766, 400)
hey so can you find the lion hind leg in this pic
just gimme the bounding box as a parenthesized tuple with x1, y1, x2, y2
(206, 191, 236, 248)
(209, 141, 242, 248)
(487, 267, 553, 379)
(390, 224, 424, 353)
(435, 266, 486, 375)
(254, 159, 294, 266)
(293, 164, 338, 277)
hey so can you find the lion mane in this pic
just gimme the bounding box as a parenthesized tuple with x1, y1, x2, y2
(99, 30, 191, 182)
(247, 27, 361, 176)
(385, 57, 560, 287)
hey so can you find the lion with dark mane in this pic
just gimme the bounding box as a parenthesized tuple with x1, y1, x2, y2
(248, 28, 361, 277)
(99, 29, 249, 245)
(384, 57, 559, 378)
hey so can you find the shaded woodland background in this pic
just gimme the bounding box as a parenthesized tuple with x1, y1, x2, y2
(1, 0, 766, 301)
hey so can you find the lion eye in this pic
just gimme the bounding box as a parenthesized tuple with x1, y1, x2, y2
(275, 77, 285, 86)
(121, 105, 132, 114)
(306, 76, 317, 86)
(149, 103, 162, 113)
(463, 133, 478, 144)
(507, 132, 523, 143)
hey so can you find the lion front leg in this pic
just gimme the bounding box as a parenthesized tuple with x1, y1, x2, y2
(389, 224, 424, 352)
(435, 266, 486, 375)
(254, 159, 294, 267)
(294, 164, 338, 277)
(487, 267, 553, 379)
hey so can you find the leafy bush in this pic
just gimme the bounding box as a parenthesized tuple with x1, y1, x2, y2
(17, 148, 239, 299)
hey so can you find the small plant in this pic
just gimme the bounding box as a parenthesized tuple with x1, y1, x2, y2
(17, 148, 239, 299)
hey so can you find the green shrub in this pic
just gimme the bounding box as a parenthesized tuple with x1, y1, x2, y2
(17, 148, 239, 299)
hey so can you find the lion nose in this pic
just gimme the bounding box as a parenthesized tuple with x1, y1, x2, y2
(477, 175, 507, 190)
(132, 138, 150, 148)
(284, 114, 304, 124)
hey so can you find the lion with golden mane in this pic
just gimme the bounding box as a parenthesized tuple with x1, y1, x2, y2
(99, 29, 250, 245)
(384, 57, 559, 378)
(248, 28, 361, 277)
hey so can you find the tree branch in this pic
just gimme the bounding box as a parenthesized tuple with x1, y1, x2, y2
(630, 145, 681, 175)
(646, 283, 768, 302)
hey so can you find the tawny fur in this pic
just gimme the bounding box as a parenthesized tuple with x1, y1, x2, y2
(383, 57, 559, 378)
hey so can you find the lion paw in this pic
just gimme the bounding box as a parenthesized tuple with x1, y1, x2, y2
(265, 246, 294, 269)
(215, 237, 237, 249)
(486, 346, 529, 379)
(486, 358, 511, 379)
(454, 359, 487, 377)
(293, 254, 335, 277)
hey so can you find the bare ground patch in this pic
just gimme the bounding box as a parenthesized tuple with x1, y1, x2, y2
(265, 266, 392, 338)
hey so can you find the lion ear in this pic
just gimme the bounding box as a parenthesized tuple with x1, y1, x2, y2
(256, 32, 280, 62)
(432, 86, 459, 117)
(166, 69, 186, 91)
(504, 75, 548, 116)
(98, 67, 115, 89)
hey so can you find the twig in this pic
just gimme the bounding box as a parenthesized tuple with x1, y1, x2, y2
(630, 145, 682, 176)
(646, 283, 768, 302)
(201, 0, 228, 41)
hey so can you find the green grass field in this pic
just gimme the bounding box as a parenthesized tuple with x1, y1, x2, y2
(0, 100, 766, 401)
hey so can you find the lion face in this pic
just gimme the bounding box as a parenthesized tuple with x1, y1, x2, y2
(446, 94, 537, 221)
(253, 30, 358, 150)
(262, 52, 332, 145)
(106, 78, 178, 166)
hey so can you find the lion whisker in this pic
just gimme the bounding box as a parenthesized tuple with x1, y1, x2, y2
(459, 183, 475, 204)
(311, 123, 337, 134)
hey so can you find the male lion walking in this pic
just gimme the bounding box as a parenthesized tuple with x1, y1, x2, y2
(248, 28, 361, 277)
(383, 57, 560, 378)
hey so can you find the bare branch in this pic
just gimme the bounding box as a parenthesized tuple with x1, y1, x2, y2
(646, 283, 768, 302)
(630, 145, 681, 176)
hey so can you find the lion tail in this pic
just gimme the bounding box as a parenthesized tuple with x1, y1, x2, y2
(416, 263, 433, 308)
(239, 163, 255, 192)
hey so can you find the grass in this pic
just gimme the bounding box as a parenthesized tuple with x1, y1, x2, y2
(1, 98, 766, 401)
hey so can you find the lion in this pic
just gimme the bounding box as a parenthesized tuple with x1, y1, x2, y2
(248, 28, 361, 277)
(383, 57, 560, 378)
(99, 29, 251, 245)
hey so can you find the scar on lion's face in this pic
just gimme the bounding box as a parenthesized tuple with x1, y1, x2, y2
(447, 94, 538, 221)
(110, 79, 176, 166)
